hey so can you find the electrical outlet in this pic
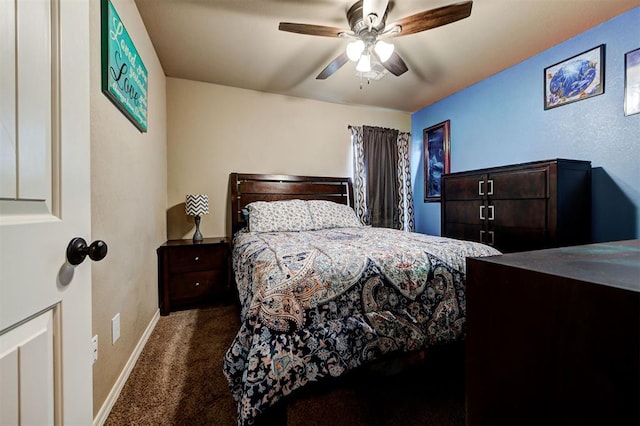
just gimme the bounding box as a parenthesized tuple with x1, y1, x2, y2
(112, 313, 120, 344)
(92, 335, 98, 363)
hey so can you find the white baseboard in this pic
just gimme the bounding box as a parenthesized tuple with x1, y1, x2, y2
(93, 309, 160, 426)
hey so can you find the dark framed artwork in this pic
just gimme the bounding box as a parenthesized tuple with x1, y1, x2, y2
(624, 47, 640, 116)
(423, 120, 450, 202)
(101, 0, 148, 132)
(544, 44, 605, 110)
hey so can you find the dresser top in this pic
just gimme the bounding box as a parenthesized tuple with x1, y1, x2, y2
(471, 240, 640, 292)
(447, 158, 591, 176)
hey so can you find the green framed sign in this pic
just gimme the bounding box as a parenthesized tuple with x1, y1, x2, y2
(101, 0, 148, 132)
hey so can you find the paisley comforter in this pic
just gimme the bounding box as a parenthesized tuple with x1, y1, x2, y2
(223, 227, 500, 424)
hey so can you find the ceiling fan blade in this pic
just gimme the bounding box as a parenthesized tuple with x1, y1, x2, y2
(279, 22, 347, 38)
(316, 52, 350, 80)
(387, 1, 473, 37)
(379, 51, 408, 76)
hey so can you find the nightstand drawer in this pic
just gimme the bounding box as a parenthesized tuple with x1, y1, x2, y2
(169, 270, 225, 303)
(167, 245, 225, 272)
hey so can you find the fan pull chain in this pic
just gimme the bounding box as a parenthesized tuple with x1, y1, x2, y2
(358, 73, 372, 90)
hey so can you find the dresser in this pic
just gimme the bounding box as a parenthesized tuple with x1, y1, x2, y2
(441, 159, 591, 252)
(465, 240, 640, 425)
(157, 238, 230, 315)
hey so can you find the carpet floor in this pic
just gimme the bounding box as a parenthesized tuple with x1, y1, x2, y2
(105, 305, 465, 425)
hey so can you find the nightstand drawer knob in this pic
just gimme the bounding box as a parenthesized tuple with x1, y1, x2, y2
(195, 282, 200, 287)
(194, 256, 200, 261)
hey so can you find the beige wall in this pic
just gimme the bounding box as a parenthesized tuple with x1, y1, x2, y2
(90, 0, 167, 417)
(166, 78, 411, 239)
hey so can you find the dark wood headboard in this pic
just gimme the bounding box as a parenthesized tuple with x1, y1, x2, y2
(229, 173, 354, 236)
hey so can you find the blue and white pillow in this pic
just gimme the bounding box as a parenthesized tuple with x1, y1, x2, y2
(307, 200, 362, 229)
(247, 199, 315, 233)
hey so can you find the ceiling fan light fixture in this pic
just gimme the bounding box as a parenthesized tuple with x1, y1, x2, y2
(346, 39, 365, 61)
(279, 0, 474, 81)
(374, 39, 394, 62)
(356, 53, 372, 72)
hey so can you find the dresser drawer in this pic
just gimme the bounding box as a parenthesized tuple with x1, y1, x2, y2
(169, 270, 225, 303)
(443, 222, 483, 243)
(167, 245, 225, 273)
(442, 173, 485, 201)
(490, 167, 548, 200)
(444, 200, 484, 224)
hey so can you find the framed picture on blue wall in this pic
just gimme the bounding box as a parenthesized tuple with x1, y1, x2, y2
(544, 44, 605, 110)
(624, 48, 640, 116)
(423, 120, 450, 202)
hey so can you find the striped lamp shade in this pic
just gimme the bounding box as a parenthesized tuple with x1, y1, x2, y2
(185, 194, 209, 216)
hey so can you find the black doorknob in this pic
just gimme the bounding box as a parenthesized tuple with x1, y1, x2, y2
(66, 237, 108, 266)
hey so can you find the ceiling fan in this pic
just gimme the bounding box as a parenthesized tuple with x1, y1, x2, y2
(279, 0, 473, 80)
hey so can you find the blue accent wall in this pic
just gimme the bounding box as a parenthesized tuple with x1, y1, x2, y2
(411, 7, 640, 242)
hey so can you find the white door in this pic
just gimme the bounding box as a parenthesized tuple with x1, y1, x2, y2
(0, 0, 93, 424)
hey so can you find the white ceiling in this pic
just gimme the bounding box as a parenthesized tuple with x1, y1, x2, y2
(134, 0, 640, 113)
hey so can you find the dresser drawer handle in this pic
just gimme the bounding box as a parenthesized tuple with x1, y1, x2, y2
(195, 282, 200, 287)
(480, 230, 495, 245)
(194, 256, 200, 261)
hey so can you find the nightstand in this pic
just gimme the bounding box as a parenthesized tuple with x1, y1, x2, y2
(157, 237, 230, 315)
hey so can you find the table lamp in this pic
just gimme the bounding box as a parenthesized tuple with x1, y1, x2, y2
(185, 194, 209, 242)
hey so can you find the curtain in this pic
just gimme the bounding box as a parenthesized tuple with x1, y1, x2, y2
(363, 126, 399, 228)
(397, 131, 415, 231)
(350, 126, 368, 225)
(350, 125, 414, 231)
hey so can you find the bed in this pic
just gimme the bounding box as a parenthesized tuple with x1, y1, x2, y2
(222, 173, 500, 425)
